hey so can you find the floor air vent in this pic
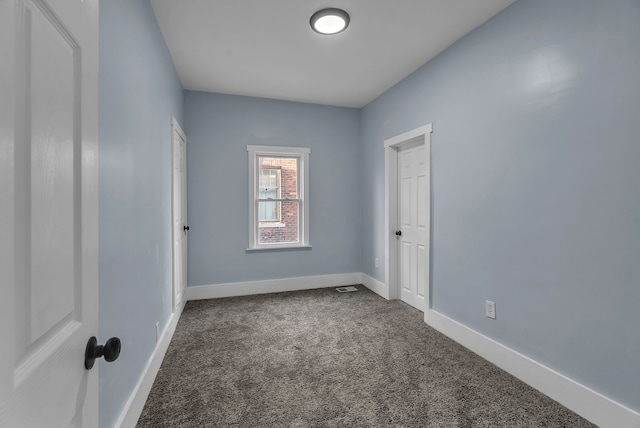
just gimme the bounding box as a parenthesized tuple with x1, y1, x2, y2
(336, 286, 358, 293)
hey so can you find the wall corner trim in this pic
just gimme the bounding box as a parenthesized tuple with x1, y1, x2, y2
(114, 300, 186, 428)
(186, 273, 363, 300)
(426, 310, 640, 428)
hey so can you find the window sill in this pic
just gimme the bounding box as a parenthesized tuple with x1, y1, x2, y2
(259, 222, 286, 228)
(246, 244, 312, 253)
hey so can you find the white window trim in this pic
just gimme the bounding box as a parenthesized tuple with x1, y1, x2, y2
(247, 145, 310, 251)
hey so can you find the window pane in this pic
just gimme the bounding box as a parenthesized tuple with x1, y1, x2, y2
(259, 187, 277, 199)
(259, 156, 297, 198)
(259, 201, 299, 244)
(260, 169, 277, 188)
(258, 200, 279, 221)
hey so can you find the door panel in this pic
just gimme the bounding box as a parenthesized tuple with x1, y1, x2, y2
(417, 244, 427, 299)
(29, 0, 77, 343)
(401, 176, 413, 227)
(401, 242, 412, 292)
(417, 174, 427, 229)
(1, 0, 99, 426)
(398, 144, 427, 310)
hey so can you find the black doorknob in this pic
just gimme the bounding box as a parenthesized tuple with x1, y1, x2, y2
(395, 230, 402, 236)
(85, 336, 121, 370)
(184, 225, 190, 231)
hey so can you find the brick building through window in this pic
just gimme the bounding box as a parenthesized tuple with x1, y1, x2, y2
(258, 156, 299, 244)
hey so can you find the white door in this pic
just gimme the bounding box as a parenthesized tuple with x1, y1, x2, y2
(172, 118, 187, 310)
(0, 0, 100, 426)
(397, 144, 428, 310)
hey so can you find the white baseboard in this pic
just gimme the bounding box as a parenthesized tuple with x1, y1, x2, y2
(360, 272, 388, 299)
(114, 300, 186, 428)
(427, 309, 640, 428)
(186, 272, 362, 301)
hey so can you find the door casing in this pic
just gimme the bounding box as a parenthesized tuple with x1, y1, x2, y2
(171, 117, 187, 311)
(384, 124, 433, 318)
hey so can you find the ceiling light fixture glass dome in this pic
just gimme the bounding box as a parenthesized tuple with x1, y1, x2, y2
(310, 8, 350, 35)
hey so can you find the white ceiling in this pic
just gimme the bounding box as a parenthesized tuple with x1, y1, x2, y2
(150, 0, 515, 108)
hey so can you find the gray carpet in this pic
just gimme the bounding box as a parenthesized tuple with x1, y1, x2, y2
(137, 285, 596, 427)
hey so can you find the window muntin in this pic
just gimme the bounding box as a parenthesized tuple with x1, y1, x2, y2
(248, 146, 310, 250)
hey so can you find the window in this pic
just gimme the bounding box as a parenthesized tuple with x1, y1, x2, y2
(248, 145, 310, 250)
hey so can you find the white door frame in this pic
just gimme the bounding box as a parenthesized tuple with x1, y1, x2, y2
(171, 117, 187, 311)
(384, 124, 433, 316)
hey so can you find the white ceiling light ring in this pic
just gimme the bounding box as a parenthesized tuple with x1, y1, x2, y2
(310, 8, 350, 35)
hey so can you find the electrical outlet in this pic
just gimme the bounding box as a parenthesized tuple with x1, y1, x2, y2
(375, 258, 379, 268)
(486, 301, 496, 319)
(155, 322, 160, 342)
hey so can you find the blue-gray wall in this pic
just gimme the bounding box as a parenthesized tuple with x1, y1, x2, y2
(184, 91, 361, 286)
(360, 0, 640, 413)
(99, 0, 183, 426)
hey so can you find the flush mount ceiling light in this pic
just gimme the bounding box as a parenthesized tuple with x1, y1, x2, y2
(310, 8, 350, 35)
